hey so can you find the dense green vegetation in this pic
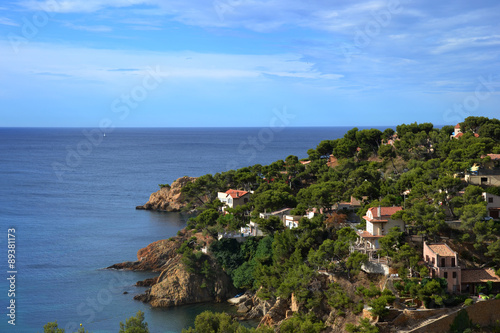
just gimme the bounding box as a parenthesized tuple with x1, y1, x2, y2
(177, 116, 500, 331)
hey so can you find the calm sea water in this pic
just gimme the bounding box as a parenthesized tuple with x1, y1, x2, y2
(0, 127, 359, 333)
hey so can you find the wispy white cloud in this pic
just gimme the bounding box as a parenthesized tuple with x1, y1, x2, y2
(0, 41, 342, 82)
(20, 0, 152, 13)
(5, 1, 500, 95)
(0, 17, 20, 26)
(431, 35, 500, 54)
(63, 22, 112, 32)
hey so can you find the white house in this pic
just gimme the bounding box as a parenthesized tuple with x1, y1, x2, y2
(283, 215, 302, 229)
(357, 206, 404, 250)
(217, 189, 250, 211)
(241, 221, 265, 237)
(259, 208, 292, 220)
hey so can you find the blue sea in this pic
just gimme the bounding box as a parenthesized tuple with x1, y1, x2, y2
(0, 127, 358, 333)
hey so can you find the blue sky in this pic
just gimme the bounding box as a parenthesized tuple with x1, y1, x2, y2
(0, 0, 499, 127)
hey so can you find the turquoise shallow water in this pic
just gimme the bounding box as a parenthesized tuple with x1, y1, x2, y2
(0, 127, 357, 332)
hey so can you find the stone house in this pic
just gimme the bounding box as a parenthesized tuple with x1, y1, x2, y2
(483, 192, 500, 219)
(466, 172, 500, 187)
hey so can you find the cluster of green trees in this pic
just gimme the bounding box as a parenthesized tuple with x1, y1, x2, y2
(182, 311, 325, 333)
(43, 311, 149, 333)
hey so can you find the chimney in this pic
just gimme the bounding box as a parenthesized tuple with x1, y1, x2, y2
(377, 206, 381, 218)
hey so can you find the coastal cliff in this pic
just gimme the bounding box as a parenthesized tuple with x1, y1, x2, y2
(135, 255, 237, 307)
(135, 176, 196, 212)
(110, 231, 237, 308)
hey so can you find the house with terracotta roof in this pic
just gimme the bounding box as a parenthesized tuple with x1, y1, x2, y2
(217, 189, 250, 211)
(423, 241, 500, 294)
(451, 123, 480, 139)
(483, 192, 500, 219)
(335, 196, 367, 211)
(486, 154, 500, 161)
(461, 268, 500, 295)
(451, 124, 462, 139)
(357, 206, 404, 251)
(423, 242, 461, 293)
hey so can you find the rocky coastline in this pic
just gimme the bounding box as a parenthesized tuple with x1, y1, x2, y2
(110, 230, 239, 308)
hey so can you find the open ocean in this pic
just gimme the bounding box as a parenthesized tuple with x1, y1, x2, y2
(0, 127, 365, 333)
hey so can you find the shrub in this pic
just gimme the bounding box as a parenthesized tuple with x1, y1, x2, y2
(356, 283, 381, 299)
(353, 301, 365, 315)
(449, 309, 472, 333)
(119, 311, 149, 333)
(280, 313, 324, 333)
(346, 318, 379, 333)
(464, 298, 474, 306)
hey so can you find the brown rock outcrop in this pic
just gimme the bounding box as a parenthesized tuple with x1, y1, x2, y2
(136, 256, 237, 308)
(108, 238, 183, 272)
(136, 176, 196, 212)
(257, 297, 289, 328)
(136, 277, 158, 287)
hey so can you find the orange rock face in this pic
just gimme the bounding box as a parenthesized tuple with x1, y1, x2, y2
(136, 176, 196, 212)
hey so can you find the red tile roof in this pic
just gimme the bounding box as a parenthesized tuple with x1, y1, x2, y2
(455, 123, 461, 129)
(427, 243, 456, 257)
(367, 206, 402, 219)
(474, 133, 480, 138)
(487, 154, 500, 161)
(461, 269, 500, 284)
(455, 132, 464, 138)
(225, 189, 249, 198)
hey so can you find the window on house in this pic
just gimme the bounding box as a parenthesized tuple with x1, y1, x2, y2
(481, 177, 488, 184)
(426, 255, 430, 262)
(453, 272, 457, 278)
(441, 258, 446, 267)
(432, 258, 435, 265)
(451, 258, 456, 267)
(489, 197, 494, 203)
(444, 272, 448, 278)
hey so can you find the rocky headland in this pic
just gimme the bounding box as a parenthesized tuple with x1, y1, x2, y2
(135, 176, 197, 212)
(109, 230, 237, 308)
